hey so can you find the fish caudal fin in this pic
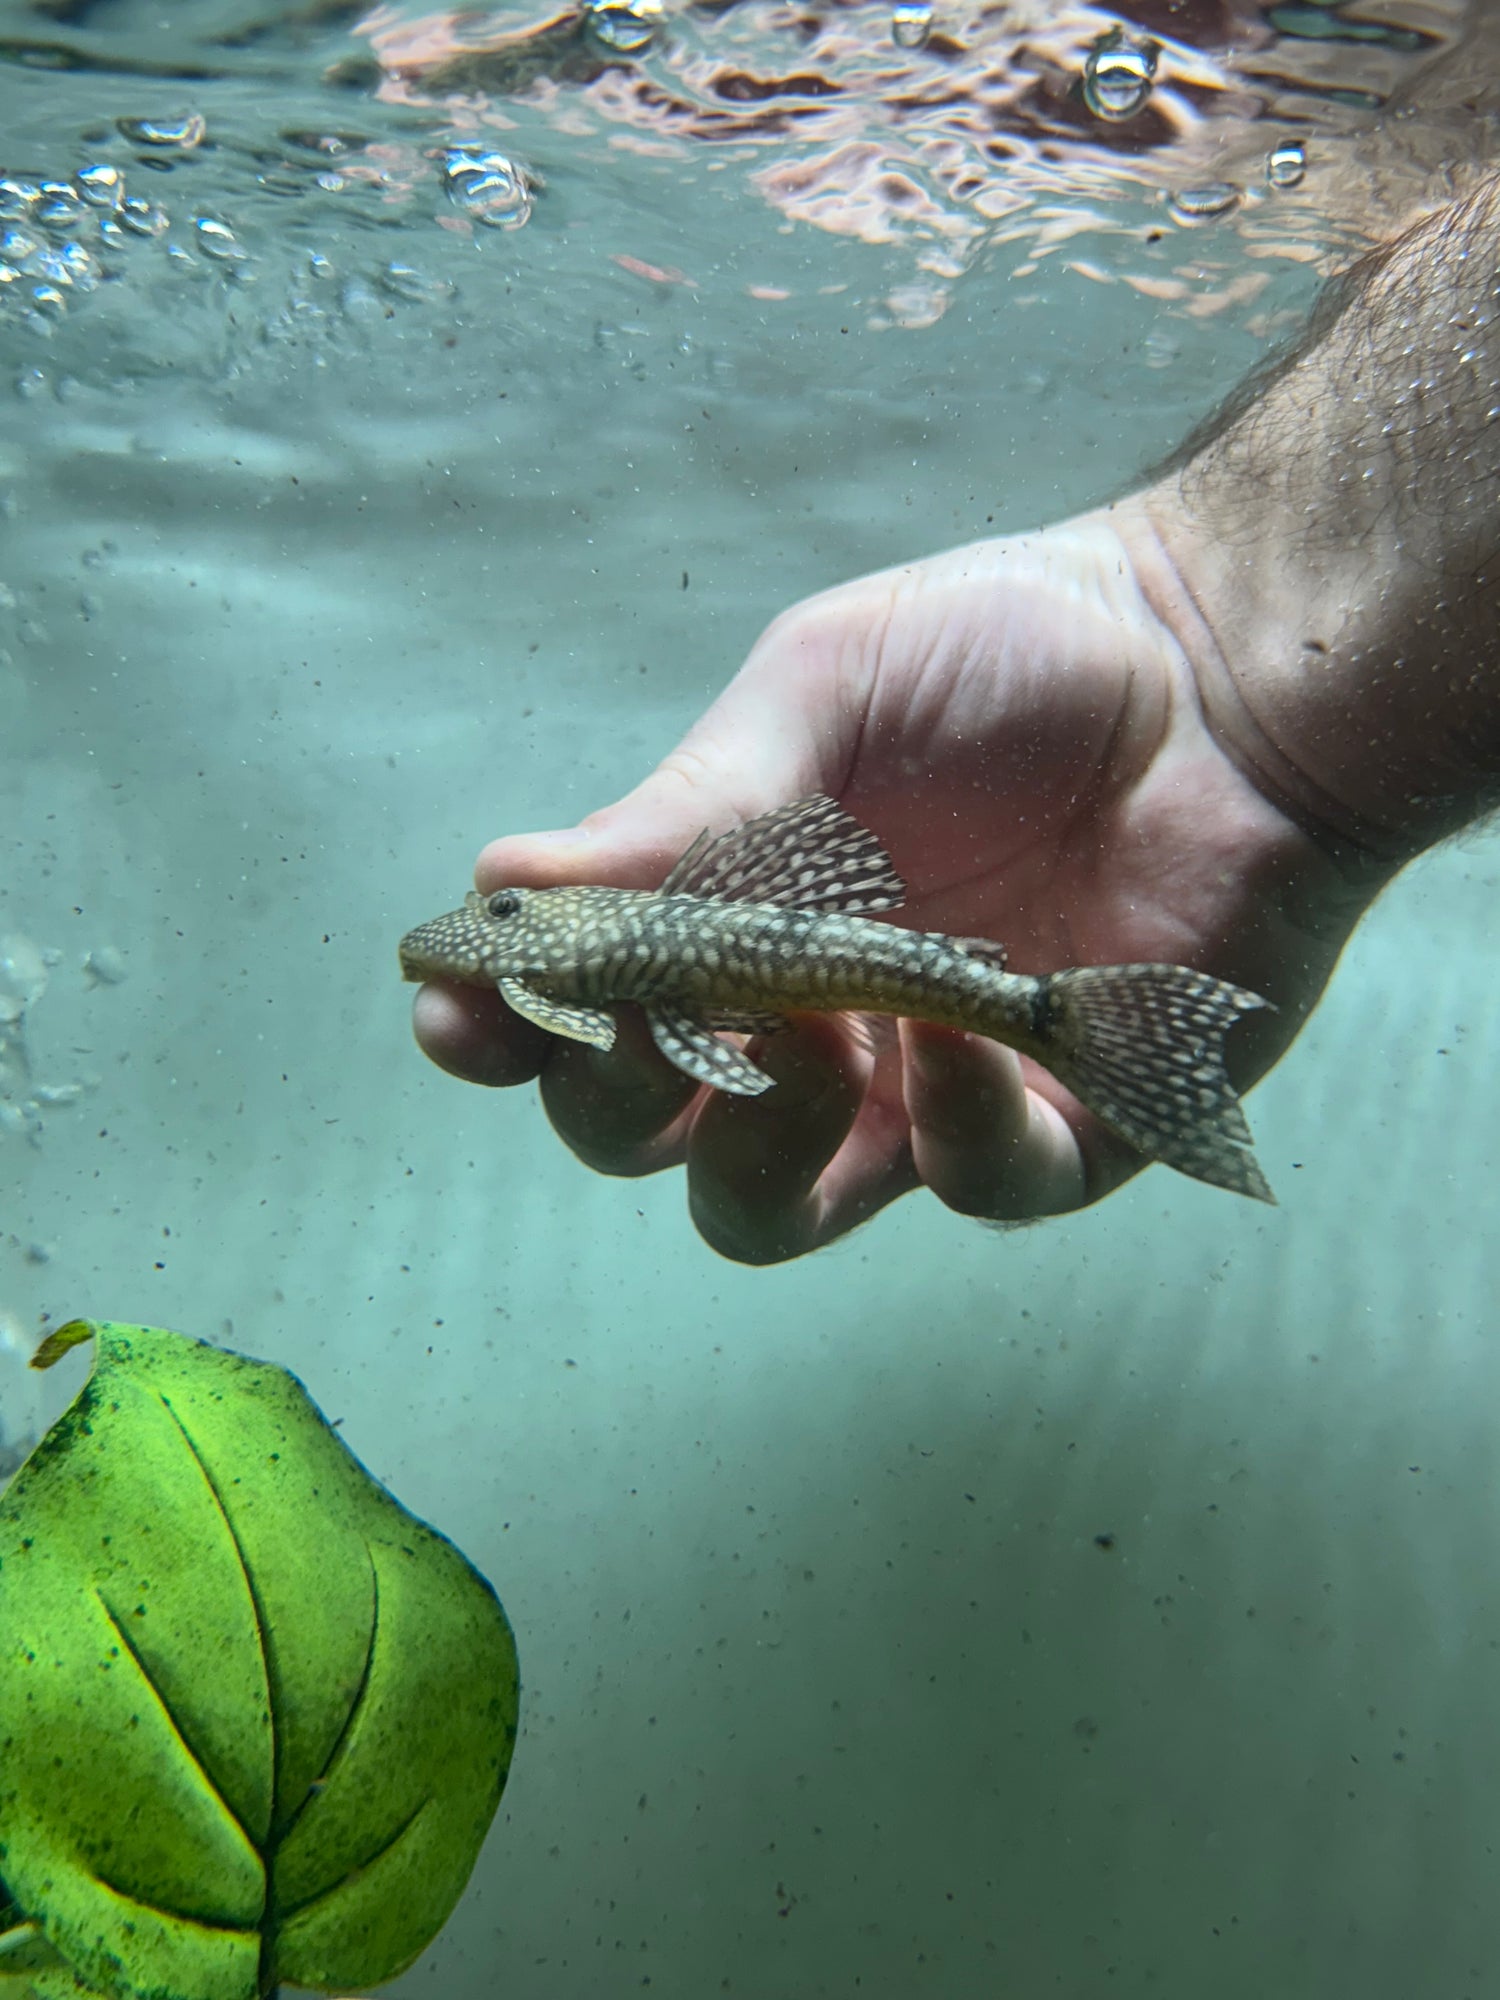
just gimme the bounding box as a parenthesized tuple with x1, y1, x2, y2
(1036, 964, 1275, 1203)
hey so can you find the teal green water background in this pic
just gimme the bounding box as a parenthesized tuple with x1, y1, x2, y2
(3, 2, 1497, 1991)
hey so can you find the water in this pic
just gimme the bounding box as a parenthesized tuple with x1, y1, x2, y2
(1, 0, 1498, 1994)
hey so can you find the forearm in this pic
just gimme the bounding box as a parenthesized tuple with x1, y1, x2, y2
(1132, 172, 1500, 868)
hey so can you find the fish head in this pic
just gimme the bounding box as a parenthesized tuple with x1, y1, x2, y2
(399, 886, 543, 985)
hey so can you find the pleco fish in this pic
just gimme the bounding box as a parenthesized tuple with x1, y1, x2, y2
(400, 794, 1275, 1202)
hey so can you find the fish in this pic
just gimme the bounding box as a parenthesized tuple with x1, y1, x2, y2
(400, 793, 1275, 1202)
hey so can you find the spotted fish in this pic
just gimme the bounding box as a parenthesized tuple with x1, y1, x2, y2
(400, 794, 1275, 1201)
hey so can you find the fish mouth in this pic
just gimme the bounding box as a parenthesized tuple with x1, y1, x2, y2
(398, 936, 431, 983)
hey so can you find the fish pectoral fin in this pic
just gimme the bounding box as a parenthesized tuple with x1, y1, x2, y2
(647, 1006, 775, 1095)
(499, 978, 616, 1051)
(660, 794, 906, 916)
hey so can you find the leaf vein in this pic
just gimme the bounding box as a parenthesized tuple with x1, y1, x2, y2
(93, 1587, 259, 1863)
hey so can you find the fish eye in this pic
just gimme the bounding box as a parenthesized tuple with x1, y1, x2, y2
(486, 889, 522, 920)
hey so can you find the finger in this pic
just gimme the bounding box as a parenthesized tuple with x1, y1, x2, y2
(473, 760, 816, 898)
(539, 1007, 703, 1177)
(685, 1016, 875, 1265)
(901, 1022, 1091, 1219)
(472, 635, 846, 896)
(411, 981, 551, 1087)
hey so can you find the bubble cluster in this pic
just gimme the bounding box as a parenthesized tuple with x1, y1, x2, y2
(0, 156, 228, 338)
(0, 933, 83, 1146)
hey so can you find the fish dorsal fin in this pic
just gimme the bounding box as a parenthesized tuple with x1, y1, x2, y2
(659, 794, 906, 915)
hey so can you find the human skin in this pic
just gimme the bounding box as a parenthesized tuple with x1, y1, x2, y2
(412, 175, 1500, 1264)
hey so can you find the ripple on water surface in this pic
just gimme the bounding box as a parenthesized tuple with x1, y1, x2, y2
(0, 0, 1481, 382)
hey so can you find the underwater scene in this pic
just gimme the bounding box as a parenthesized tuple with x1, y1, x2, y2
(3, 0, 1499, 1993)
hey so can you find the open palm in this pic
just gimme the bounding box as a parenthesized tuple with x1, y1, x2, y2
(412, 501, 1369, 1262)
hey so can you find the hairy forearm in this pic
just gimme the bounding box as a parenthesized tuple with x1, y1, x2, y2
(1134, 172, 1500, 868)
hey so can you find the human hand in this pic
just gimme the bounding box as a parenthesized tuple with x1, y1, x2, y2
(411, 498, 1370, 1262)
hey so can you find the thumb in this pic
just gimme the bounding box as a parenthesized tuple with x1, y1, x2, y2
(474, 689, 829, 895)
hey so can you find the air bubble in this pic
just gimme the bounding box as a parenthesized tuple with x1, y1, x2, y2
(29, 244, 97, 292)
(1082, 25, 1158, 121)
(118, 111, 207, 150)
(0, 934, 49, 1023)
(83, 946, 128, 986)
(891, 0, 932, 48)
(378, 262, 457, 305)
(1167, 182, 1240, 224)
(118, 195, 169, 237)
(0, 181, 39, 220)
(1267, 141, 1306, 189)
(75, 163, 123, 209)
(584, 0, 663, 55)
(281, 129, 363, 157)
(1142, 326, 1179, 371)
(443, 146, 533, 230)
(35, 183, 83, 227)
(194, 216, 247, 264)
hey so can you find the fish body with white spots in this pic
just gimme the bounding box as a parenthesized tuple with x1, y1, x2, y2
(400, 795, 1275, 1202)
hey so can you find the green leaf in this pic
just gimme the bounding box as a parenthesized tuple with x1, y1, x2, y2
(0, 1321, 519, 2000)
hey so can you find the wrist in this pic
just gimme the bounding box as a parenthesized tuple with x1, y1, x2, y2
(1122, 178, 1500, 868)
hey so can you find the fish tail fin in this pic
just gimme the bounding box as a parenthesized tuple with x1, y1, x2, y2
(1033, 964, 1275, 1203)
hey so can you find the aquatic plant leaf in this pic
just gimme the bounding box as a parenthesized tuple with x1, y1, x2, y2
(0, 1320, 519, 2000)
(0, 1918, 104, 1996)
